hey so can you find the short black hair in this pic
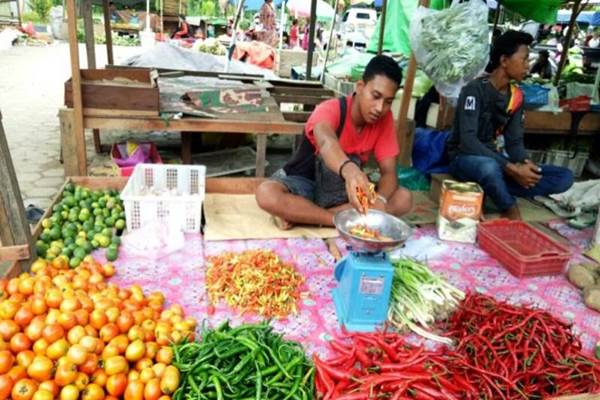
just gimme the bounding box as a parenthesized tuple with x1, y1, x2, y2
(362, 55, 402, 86)
(539, 49, 549, 58)
(487, 30, 533, 72)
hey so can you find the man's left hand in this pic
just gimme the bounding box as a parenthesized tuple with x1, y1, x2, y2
(371, 197, 386, 212)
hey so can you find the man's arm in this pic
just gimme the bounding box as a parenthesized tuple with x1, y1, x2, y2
(503, 107, 528, 163)
(376, 157, 397, 201)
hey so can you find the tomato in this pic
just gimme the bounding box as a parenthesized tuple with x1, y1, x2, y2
(155, 347, 173, 365)
(10, 333, 32, 353)
(55, 360, 78, 387)
(79, 336, 98, 353)
(38, 381, 59, 397)
(11, 378, 37, 400)
(0, 320, 20, 341)
(31, 297, 47, 315)
(101, 345, 119, 360)
(144, 342, 159, 360)
(143, 378, 161, 400)
(84, 325, 98, 338)
(25, 318, 45, 342)
(135, 358, 152, 372)
(74, 309, 89, 326)
(67, 326, 85, 346)
(125, 340, 146, 362)
(90, 311, 108, 331)
(45, 289, 62, 309)
(104, 356, 128, 376)
(124, 380, 144, 400)
(16, 351, 35, 369)
(108, 335, 128, 354)
(159, 366, 179, 395)
(14, 307, 34, 328)
(60, 298, 80, 313)
(106, 373, 127, 396)
(116, 312, 134, 334)
(26, 356, 53, 382)
(127, 370, 139, 382)
(67, 344, 88, 366)
(81, 383, 104, 400)
(151, 363, 166, 379)
(42, 324, 64, 344)
(57, 312, 77, 330)
(31, 389, 53, 400)
(45, 309, 60, 326)
(7, 365, 27, 382)
(99, 324, 119, 344)
(106, 307, 120, 323)
(0, 351, 14, 374)
(138, 368, 155, 384)
(46, 338, 69, 360)
(79, 353, 99, 376)
(0, 374, 14, 400)
(32, 338, 49, 356)
(74, 372, 89, 391)
(158, 397, 170, 400)
(91, 369, 107, 387)
(59, 384, 79, 400)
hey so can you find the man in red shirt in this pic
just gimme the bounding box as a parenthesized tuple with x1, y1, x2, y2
(256, 55, 412, 229)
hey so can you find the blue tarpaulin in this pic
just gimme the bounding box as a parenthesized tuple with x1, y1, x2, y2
(556, 10, 600, 26)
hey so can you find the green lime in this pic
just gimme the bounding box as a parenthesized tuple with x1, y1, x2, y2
(36, 241, 48, 257)
(60, 211, 68, 220)
(97, 235, 110, 248)
(63, 237, 75, 246)
(75, 237, 87, 247)
(69, 257, 82, 268)
(83, 241, 94, 253)
(40, 231, 51, 243)
(49, 226, 61, 240)
(41, 218, 52, 229)
(91, 239, 100, 249)
(83, 220, 93, 231)
(67, 212, 78, 223)
(93, 208, 102, 217)
(105, 247, 118, 262)
(105, 217, 115, 227)
(101, 228, 113, 238)
(102, 209, 110, 218)
(61, 247, 73, 257)
(63, 195, 76, 207)
(111, 236, 121, 246)
(115, 219, 126, 230)
(64, 183, 75, 193)
(73, 247, 87, 260)
(78, 209, 91, 222)
(98, 198, 107, 208)
(91, 202, 99, 209)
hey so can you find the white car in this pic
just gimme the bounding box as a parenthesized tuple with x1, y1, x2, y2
(340, 7, 377, 48)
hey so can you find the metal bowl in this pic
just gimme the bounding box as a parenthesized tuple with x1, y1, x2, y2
(334, 209, 413, 252)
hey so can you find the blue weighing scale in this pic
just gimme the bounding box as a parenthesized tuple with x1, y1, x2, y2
(331, 209, 412, 332)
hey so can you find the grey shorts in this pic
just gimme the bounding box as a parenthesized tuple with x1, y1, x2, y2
(271, 169, 316, 201)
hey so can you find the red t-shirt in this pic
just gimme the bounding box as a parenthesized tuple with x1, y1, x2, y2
(304, 95, 399, 164)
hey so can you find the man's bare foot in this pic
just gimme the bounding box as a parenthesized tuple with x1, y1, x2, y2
(501, 206, 522, 220)
(273, 216, 295, 230)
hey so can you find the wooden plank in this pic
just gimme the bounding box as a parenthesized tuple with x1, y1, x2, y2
(66, 0, 87, 176)
(65, 79, 159, 113)
(181, 133, 192, 164)
(59, 108, 80, 177)
(82, 108, 159, 118)
(81, 68, 155, 83)
(398, 119, 415, 167)
(270, 87, 335, 97)
(82, 0, 96, 69)
(92, 129, 102, 153)
(0, 111, 34, 274)
(282, 111, 311, 123)
(0, 245, 30, 262)
(524, 110, 600, 135)
(272, 94, 330, 106)
(82, 115, 305, 134)
(255, 134, 267, 178)
(102, 0, 113, 65)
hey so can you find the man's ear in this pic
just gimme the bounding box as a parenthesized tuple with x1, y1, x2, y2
(356, 80, 365, 93)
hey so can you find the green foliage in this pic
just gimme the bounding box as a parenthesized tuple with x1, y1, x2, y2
(188, 0, 217, 16)
(28, 0, 52, 22)
(21, 11, 44, 24)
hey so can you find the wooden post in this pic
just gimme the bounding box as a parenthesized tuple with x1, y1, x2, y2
(321, 0, 340, 84)
(255, 134, 267, 177)
(16, 0, 22, 27)
(305, 0, 318, 81)
(82, 0, 96, 69)
(554, 0, 582, 86)
(395, 0, 428, 167)
(59, 108, 81, 177)
(0, 111, 35, 275)
(102, 0, 114, 65)
(377, 0, 388, 55)
(66, 0, 87, 176)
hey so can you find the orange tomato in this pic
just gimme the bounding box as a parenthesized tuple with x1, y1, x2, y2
(124, 380, 144, 400)
(104, 356, 128, 376)
(127, 326, 145, 343)
(7, 365, 27, 382)
(44, 289, 62, 309)
(0, 320, 20, 341)
(60, 298, 80, 313)
(79, 336, 98, 353)
(46, 338, 69, 360)
(10, 333, 32, 353)
(155, 347, 173, 365)
(91, 369, 107, 387)
(0, 374, 14, 400)
(125, 340, 145, 362)
(158, 397, 170, 400)
(31, 389, 53, 400)
(57, 312, 77, 330)
(105, 307, 120, 324)
(24, 318, 45, 342)
(144, 342, 159, 360)
(54, 361, 78, 387)
(108, 335, 128, 354)
(38, 380, 59, 397)
(14, 307, 34, 328)
(99, 324, 119, 344)
(32, 338, 48, 356)
(42, 324, 64, 344)
(81, 383, 104, 400)
(74, 372, 89, 391)
(11, 378, 37, 400)
(159, 366, 179, 395)
(26, 355, 53, 382)
(6, 279, 19, 295)
(105, 397, 119, 400)
(143, 378, 161, 400)
(0, 338, 7, 352)
(116, 312, 134, 334)
(101, 264, 115, 278)
(151, 363, 166, 379)
(84, 325, 98, 338)
(67, 326, 85, 346)
(135, 358, 152, 372)
(74, 309, 89, 326)
(105, 373, 127, 396)
(90, 310, 108, 331)
(59, 384, 79, 400)
(138, 368, 155, 384)
(17, 278, 34, 296)
(16, 351, 35, 369)
(127, 370, 139, 382)
(79, 354, 99, 376)
(66, 344, 88, 366)
(101, 345, 119, 360)
(0, 351, 14, 374)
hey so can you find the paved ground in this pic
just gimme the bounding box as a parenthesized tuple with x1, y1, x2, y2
(0, 42, 140, 210)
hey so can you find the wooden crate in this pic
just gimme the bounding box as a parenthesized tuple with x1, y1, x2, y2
(65, 68, 160, 117)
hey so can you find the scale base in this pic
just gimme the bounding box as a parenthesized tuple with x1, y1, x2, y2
(332, 287, 382, 332)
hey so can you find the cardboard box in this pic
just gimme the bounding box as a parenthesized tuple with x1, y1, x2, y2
(437, 180, 483, 244)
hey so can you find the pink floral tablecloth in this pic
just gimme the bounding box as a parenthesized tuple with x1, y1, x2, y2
(101, 220, 600, 356)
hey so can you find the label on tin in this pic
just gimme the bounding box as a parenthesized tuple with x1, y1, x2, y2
(359, 276, 385, 295)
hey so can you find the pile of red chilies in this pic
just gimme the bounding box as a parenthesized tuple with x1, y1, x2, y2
(316, 293, 600, 399)
(442, 293, 600, 399)
(314, 330, 469, 400)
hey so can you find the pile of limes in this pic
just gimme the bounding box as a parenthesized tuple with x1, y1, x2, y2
(36, 184, 126, 267)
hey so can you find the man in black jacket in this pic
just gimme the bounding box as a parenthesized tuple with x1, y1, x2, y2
(446, 31, 573, 219)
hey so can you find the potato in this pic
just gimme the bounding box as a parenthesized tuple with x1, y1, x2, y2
(583, 285, 600, 312)
(568, 264, 596, 289)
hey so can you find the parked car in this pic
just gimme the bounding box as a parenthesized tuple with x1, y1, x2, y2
(339, 7, 377, 49)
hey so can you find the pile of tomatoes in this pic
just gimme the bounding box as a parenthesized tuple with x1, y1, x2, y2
(0, 256, 196, 400)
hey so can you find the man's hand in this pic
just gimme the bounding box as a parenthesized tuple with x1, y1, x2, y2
(506, 162, 541, 189)
(370, 196, 386, 212)
(341, 163, 373, 213)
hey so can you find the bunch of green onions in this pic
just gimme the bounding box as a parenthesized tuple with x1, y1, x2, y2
(388, 258, 464, 344)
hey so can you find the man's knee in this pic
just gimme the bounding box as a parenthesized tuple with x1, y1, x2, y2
(255, 181, 285, 212)
(555, 167, 574, 193)
(478, 159, 503, 181)
(387, 188, 413, 216)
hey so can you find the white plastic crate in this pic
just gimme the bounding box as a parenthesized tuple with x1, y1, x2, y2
(121, 164, 206, 233)
(544, 150, 588, 178)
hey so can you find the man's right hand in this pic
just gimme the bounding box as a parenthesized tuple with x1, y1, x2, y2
(341, 162, 373, 213)
(506, 162, 541, 189)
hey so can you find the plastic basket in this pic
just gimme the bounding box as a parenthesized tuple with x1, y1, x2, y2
(121, 164, 206, 233)
(520, 83, 550, 108)
(478, 219, 570, 278)
(544, 149, 588, 178)
(526, 149, 546, 165)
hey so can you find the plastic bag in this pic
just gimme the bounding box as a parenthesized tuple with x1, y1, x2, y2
(409, 0, 489, 98)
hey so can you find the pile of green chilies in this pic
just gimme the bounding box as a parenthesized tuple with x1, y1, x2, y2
(171, 321, 314, 400)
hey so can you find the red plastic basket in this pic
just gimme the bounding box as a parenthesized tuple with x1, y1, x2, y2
(478, 219, 571, 278)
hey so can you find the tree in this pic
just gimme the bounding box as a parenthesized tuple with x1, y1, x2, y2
(29, 0, 52, 22)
